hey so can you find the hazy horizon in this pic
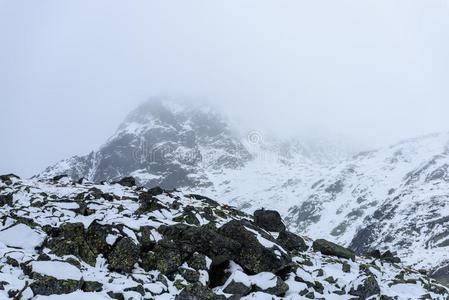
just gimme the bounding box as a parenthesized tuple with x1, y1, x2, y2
(1, 0, 449, 177)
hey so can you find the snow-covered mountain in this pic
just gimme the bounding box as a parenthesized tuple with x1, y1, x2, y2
(37, 99, 449, 281)
(1, 174, 448, 299)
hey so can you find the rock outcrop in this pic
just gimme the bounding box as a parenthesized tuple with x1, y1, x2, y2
(0, 176, 448, 299)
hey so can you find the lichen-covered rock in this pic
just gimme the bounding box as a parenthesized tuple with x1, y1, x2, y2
(136, 192, 167, 214)
(313, 239, 355, 261)
(179, 267, 200, 283)
(45, 222, 97, 266)
(115, 176, 136, 187)
(141, 240, 182, 274)
(138, 225, 156, 252)
(86, 220, 117, 256)
(30, 275, 80, 296)
(108, 237, 139, 273)
(223, 280, 251, 295)
(349, 275, 380, 298)
(82, 280, 103, 292)
(277, 230, 308, 252)
(254, 209, 286, 232)
(158, 224, 240, 266)
(219, 220, 291, 274)
(176, 283, 226, 300)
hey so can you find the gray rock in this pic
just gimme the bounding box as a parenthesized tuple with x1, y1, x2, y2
(312, 239, 355, 261)
(254, 209, 286, 232)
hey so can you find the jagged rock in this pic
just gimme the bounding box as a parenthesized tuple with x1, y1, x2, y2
(159, 224, 240, 266)
(349, 275, 380, 298)
(45, 222, 97, 266)
(176, 283, 226, 300)
(115, 176, 136, 187)
(107, 291, 125, 300)
(219, 220, 291, 274)
(0, 193, 12, 207)
(86, 220, 117, 256)
(147, 186, 164, 196)
(141, 240, 183, 274)
(0, 173, 20, 185)
(223, 280, 251, 295)
(179, 267, 200, 283)
(277, 231, 308, 252)
(108, 237, 139, 273)
(381, 250, 401, 263)
(254, 209, 286, 232)
(136, 192, 167, 214)
(312, 239, 355, 261)
(187, 253, 208, 270)
(30, 275, 80, 296)
(255, 277, 289, 296)
(82, 281, 103, 292)
(138, 226, 156, 252)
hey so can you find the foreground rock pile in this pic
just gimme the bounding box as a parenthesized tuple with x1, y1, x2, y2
(0, 174, 448, 299)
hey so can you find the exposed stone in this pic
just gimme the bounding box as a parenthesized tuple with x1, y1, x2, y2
(223, 280, 251, 295)
(349, 275, 380, 299)
(312, 239, 355, 261)
(108, 237, 139, 273)
(30, 275, 80, 296)
(0, 194, 12, 207)
(115, 176, 136, 187)
(277, 231, 308, 252)
(219, 220, 291, 274)
(176, 283, 226, 300)
(254, 209, 286, 232)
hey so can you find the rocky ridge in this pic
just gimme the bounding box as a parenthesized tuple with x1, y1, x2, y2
(1, 174, 448, 299)
(36, 100, 449, 279)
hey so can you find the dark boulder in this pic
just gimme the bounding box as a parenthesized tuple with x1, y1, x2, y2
(223, 280, 252, 295)
(0, 173, 20, 185)
(312, 239, 355, 261)
(254, 209, 286, 232)
(349, 275, 380, 299)
(136, 192, 167, 214)
(141, 239, 183, 274)
(277, 231, 308, 252)
(176, 283, 226, 300)
(147, 186, 165, 196)
(86, 220, 118, 256)
(115, 176, 136, 187)
(45, 222, 97, 266)
(138, 226, 156, 252)
(0, 193, 13, 207)
(108, 237, 139, 273)
(30, 275, 80, 296)
(159, 224, 241, 266)
(219, 220, 291, 274)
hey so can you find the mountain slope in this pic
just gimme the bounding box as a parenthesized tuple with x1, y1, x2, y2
(1, 174, 448, 299)
(38, 100, 252, 189)
(37, 100, 449, 278)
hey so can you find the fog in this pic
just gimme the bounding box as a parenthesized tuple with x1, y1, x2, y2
(1, 0, 449, 177)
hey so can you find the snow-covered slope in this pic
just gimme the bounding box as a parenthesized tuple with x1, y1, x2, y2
(38, 100, 252, 189)
(1, 174, 448, 299)
(37, 100, 449, 279)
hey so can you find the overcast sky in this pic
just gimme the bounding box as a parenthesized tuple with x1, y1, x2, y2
(1, 0, 449, 177)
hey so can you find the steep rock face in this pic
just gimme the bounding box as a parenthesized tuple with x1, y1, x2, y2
(1, 176, 448, 299)
(38, 100, 251, 189)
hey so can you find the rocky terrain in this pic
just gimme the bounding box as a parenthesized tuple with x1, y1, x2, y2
(36, 99, 449, 281)
(1, 174, 449, 299)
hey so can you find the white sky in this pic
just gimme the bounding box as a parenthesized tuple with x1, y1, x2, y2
(1, 0, 449, 177)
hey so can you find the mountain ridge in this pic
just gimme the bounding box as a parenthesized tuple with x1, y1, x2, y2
(36, 99, 449, 279)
